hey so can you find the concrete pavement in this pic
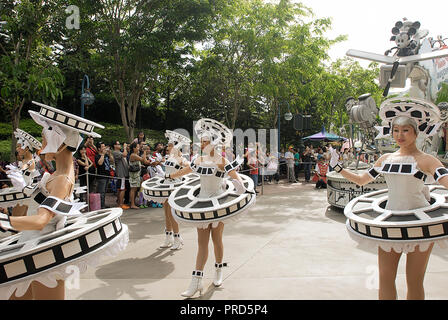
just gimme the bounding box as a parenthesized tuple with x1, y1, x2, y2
(66, 181, 448, 300)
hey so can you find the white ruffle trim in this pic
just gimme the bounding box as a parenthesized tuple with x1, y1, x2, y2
(0, 225, 129, 300)
(345, 221, 448, 254)
(171, 196, 256, 229)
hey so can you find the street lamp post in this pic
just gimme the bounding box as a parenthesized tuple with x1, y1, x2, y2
(80, 74, 95, 211)
(278, 102, 281, 153)
(278, 101, 293, 151)
(81, 74, 95, 118)
(277, 100, 293, 183)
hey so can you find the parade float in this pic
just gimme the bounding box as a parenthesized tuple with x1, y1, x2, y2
(327, 94, 387, 208)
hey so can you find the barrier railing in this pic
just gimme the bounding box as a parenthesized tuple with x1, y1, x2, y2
(0, 160, 336, 211)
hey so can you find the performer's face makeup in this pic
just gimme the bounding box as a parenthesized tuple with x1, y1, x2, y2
(167, 143, 173, 154)
(15, 144, 26, 158)
(200, 138, 210, 150)
(392, 124, 417, 146)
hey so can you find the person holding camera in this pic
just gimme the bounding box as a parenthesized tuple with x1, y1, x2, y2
(95, 142, 112, 209)
(128, 142, 150, 209)
(112, 141, 130, 210)
(76, 145, 94, 202)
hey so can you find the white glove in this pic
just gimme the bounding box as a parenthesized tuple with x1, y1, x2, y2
(329, 146, 341, 168)
(231, 178, 246, 195)
(55, 215, 67, 231)
(5, 164, 19, 172)
(7, 170, 27, 191)
(0, 213, 18, 233)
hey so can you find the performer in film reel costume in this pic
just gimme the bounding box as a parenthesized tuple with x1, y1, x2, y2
(166, 118, 256, 297)
(0, 129, 42, 217)
(330, 97, 448, 299)
(0, 101, 129, 300)
(142, 130, 197, 250)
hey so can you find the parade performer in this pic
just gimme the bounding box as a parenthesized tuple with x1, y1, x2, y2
(8, 129, 42, 190)
(0, 101, 128, 300)
(0, 129, 42, 216)
(166, 118, 256, 297)
(142, 130, 194, 250)
(312, 154, 329, 189)
(331, 97, 448, 300)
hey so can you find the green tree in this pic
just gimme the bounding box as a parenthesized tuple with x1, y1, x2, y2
(314, 57, 382, 137)
(186, 0, 344, 133)
(78, 0, 226, 141)
(436, 82, 448, 104)
(0, 0, 64, 160)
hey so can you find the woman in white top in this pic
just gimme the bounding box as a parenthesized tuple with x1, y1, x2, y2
(0, 102, 127, 300)
(331, 98, 448, 300)
(4, 122, 82, 299)
(166, 119, 255, 298)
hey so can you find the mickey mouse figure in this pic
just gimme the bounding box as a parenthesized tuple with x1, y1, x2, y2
(386, 18, 428, 57)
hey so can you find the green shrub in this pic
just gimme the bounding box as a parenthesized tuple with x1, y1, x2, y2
(0, 139, 12, 162)
(0, 118, 43, 141)
(95, 123, 167, 147)
(0, 119, 166, 160)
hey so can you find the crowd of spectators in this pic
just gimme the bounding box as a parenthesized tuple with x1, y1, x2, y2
(241, 143, 358, 189)
(0, 129, 365, 206)
(71, 131, 171, 210)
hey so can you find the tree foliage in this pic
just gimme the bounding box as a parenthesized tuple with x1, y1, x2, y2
(0, 0, 386, 152)
(0, 0, 64, 160)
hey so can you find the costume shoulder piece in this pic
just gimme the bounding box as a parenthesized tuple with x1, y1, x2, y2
(29, 101, 104, 154)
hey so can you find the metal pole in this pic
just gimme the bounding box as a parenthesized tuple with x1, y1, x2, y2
(261, 157, 264, 195)
(81, 74, 90, 118)
(278, 101, 281, 156)
(81, 101, 85, 119)
(278, 102, 281, 182)
(86, 171, 90, 211)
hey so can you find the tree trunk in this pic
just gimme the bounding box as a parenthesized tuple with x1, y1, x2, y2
(166, 84, 170, 128)
(231, 86, 240, 129)
(10, 98, 25, 162)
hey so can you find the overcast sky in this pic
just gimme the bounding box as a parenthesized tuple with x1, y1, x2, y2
(298, 0, 447, 67)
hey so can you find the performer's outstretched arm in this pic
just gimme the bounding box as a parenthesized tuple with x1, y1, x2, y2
(8, 208, 54, 231)
(331, 146, 386, 187)
(339, 168, 375, 187)
(4, 175, 72, 231)
(169, 165, 193, 179)
(419, 154, 448, 189)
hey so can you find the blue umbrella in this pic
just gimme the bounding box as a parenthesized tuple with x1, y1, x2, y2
(302, 127, 347, 141)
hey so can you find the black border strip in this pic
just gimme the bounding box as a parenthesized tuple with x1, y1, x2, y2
(0, 218, 123, 284)
(350, 219, 448, 241)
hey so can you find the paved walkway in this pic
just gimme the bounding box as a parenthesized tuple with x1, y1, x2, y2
(66, 181, 448, 300)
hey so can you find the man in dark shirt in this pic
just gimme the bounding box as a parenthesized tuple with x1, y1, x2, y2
(302, 146, 312, 182)
(95, 142, 111, 209)
(112, 141, 129, 209)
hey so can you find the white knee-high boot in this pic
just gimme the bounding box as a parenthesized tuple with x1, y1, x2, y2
(181, 270, 203, 297)
(160, 229, 174, 248)
(171, 233, 184, 250)
(213, 262, 227, 287)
